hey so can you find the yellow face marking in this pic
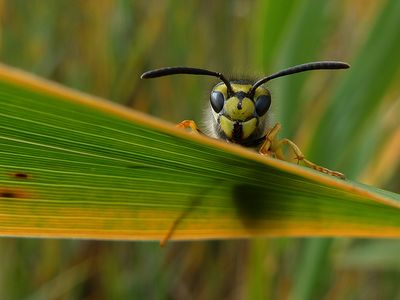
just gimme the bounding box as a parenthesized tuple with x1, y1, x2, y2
(224, 97, 254, 121)
(231, 83, 252, 93)
(219, 115, 234, 139)
(214, 84, 228, 97)
(254, 86, 269, 98)
(242, 118, 258, 139)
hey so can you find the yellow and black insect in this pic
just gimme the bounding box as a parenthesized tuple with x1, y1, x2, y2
(141, 61, 349, 179)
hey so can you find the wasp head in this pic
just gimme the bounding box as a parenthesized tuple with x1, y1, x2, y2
(210, 82, 271, 144)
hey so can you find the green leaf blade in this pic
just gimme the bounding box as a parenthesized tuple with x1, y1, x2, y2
(0, 64, 399, 242)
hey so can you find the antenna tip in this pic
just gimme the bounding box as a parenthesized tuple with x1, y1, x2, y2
(342, 62, 351, 69)
(332, 61, 350, 69)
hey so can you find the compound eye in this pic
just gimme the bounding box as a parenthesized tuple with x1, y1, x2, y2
(210, 91, 225, 113)
(255, 94, 271, 116)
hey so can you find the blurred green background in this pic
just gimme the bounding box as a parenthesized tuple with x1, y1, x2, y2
(1, 0, 400, 299)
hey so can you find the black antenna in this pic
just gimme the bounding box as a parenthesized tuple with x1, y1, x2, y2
(248, 61, 350, 96)
(141, 67, 234, 96)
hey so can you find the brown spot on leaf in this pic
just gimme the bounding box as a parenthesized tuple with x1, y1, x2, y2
(1, 191, 16, 198)
(10, 172, 30, 179)
(0, 188, 30, 199)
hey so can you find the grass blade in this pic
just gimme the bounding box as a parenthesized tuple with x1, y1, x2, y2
(0, 63, 399, 242)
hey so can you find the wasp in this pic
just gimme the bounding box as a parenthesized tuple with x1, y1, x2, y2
(141, 61, 349, 179)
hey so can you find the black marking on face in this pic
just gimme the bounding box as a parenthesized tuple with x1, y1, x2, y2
(235, 91, 248, 100)
(232, 122, 242, 141)
(240, 135, 266, 147)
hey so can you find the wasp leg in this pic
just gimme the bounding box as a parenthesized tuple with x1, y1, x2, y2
(259, 123, 345, 179)
(259, 122, 282, 156)
(276, 138, 345, 179)
(177, 120, 203, 134)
